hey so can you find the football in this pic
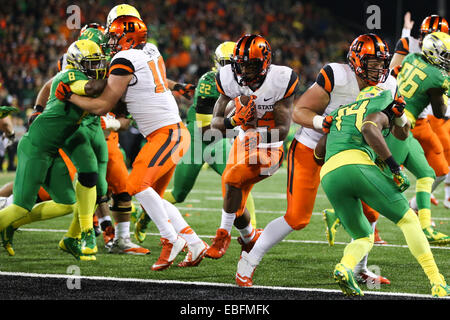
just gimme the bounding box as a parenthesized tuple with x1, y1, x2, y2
(224, 95, 252, 118)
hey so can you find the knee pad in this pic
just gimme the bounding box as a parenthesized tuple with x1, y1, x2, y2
(78, 172, 98, 188)
(111, 192, 132, 213)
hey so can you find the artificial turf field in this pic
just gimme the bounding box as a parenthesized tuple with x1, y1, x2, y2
(0, 164, 449, 304)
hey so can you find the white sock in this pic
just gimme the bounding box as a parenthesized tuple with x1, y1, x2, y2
(6, 195, 13, 207)
(98, 215, 111, 225)
(409, 196, 418, 211)
(219, 209, 235, 234)
(237, 223, 255, 244)
(134, 187, 178, 243)
(249, 216, 293, 264)
(115, 221, 130, 239)
(162, 199, 201, 245)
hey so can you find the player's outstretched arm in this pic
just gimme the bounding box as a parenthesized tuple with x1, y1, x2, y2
(292, 83, 330, 131)
(59, 74, 132, 115)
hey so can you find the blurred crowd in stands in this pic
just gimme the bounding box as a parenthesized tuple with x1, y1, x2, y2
(0, 0, 357, 168)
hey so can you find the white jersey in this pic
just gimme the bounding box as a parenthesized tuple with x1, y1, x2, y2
(109, 44, 181, 137)
(217, 64, 298, 148)
(294, 63, 397, 150)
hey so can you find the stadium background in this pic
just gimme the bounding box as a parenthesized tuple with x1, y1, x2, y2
(0, 0, 447, 169)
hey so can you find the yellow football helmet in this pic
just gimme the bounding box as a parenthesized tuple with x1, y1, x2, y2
(214, 41, 236, 70)
(422, 32, 450, 72)
(66, 39, 108, 79)
(356, 85, 384, 101)
(106, 4, 142, 30)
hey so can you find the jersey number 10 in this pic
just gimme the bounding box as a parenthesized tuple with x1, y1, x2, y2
(147, 56, 169, 93)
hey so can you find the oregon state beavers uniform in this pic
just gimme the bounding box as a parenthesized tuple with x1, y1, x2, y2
(216, 63, 298, 215)
(287, 63, 397, 229)
(109, 44, 189, 196)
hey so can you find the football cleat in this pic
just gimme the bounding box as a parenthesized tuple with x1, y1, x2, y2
(334, 263, 364, 296)
(444, 197, 450, 209)
(355, 270, 391, 285)
(237, 228, 263, 254)
(236, 251, 259, 287)
(81, 228, 98, 255)
(59, 237, 96, 261)
(102, 225, 115, 249)
(108, 236, 150, 255)
(432, 283, 450, 297)
(151, 236, 186, 271)
(177, 240, 208, 267)
(423, 227, 450, 246)
(430, 193, 439, 206)
(374, 226, 388, 245)
(130, 202, 139, 223)
(1, 225, 16, 256)
(134, 210, 151, 243)
(205, 228, 231, 259)
(322, 209, 341, 246)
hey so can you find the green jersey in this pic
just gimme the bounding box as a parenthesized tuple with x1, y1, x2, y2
(187, 70, 220, 124)
(27, 69, 90, 153)
(397, 53, 450, 125)
(325, 90, 393, 162)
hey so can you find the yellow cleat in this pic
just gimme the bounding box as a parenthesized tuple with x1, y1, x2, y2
(59, 237, 96, 261)
(322, 209, 341, 246)
(134, 210, 151, 243)
(423, 227, 450, 246)
(333, 263, 364, 296)
(432, 284, 450, 297)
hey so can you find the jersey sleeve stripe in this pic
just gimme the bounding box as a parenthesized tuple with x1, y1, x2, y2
(283, 71, 299, 98)
(316, 65, 334, 94)
(109, 64, 134, 75)
(215, 72, 225, 95)
(395, 38, 409, 55)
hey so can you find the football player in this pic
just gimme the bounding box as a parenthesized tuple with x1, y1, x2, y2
(315, 85, 449, 297)
(206, 34, 297, 262)
(0, 39, 108, 261)
(391, 14, 450, 208)
(55, 15, 207, 270)
(236, 34, 395, 287)
(143, 42, 257, 246)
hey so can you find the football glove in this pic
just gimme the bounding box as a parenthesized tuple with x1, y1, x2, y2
(322, 115, 333, 134)
(391, 96, 406, 117)
(391, 65, 402, 78)
(0, 106, 19, 119)
(392, 168, 410, 192)
(232, 95, 257, 126)
(100, 113, 121, 131)
(55, 82, 73, 101)
(2, 131, 15, 149)
(173, 83, 196, 99)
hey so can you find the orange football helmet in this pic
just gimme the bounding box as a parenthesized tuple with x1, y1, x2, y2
(420, 15, 449, 37)
(347, 33, 390, 86)
(231, 34, 272, 86)
(106, 16, 147, 55)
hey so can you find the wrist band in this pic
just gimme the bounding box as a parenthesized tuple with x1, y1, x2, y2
(313, 149, 324, 160)
(34, 105, 44, 113)
(224, 117, 235, 129)
(384, 155, 400, 173)
(394, 114, 408, 127)
(313, 115, 325, 130)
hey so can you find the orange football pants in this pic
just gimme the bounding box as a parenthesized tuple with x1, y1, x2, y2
(37, 149, 77, 202)
(222, 136, 284, 216)
(127, 122, 190, 197)
(428, 115, 450, 165)
(105, 131, 129, 195)
(411, 118, 449, 177)
(285, 140, 379, 230)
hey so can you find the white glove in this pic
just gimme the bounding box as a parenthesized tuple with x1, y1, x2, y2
(100, 116, 121, 131)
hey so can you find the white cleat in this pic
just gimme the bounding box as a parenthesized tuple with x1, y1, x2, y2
(235, 251, 259, 287)
(177, 240, 208, 267)
(152, 236, 187, 271)
(108, 237, 150, 255)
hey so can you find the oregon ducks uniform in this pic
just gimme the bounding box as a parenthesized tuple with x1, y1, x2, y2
(320, 90, 410, 239)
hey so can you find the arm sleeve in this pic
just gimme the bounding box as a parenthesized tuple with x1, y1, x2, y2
(109, 57, 135, 75)
(283, 70, 300, 98)
(315, 64, 335, 94)
(215, 71, 226, 95)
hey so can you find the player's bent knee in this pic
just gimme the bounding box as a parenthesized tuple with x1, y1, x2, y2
(78, 172, 98, 188)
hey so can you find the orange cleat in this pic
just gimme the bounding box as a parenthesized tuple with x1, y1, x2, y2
(374, 227, 387, 245)
(356, 270, 390, 285)
(151, 236, 186, 271)
(237, 228, 263, 254)
(205, 228, 231, 259)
